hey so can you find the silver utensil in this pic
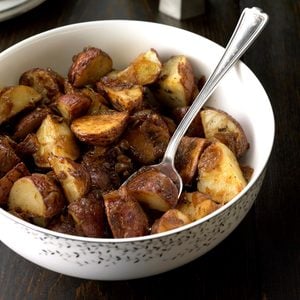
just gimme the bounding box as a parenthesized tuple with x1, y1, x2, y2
(125, 7, 269, 198)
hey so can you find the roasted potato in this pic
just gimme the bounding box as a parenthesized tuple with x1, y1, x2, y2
(110, 48, 162, 85)
(0, 85, 42, 125)
(68, 195, 105, 237)
(15, 133, 39, 157)
(80, 87, 109, 115)
(47, 214, 78, 236)
(0, 136, 21, 177)
(201, 107, 249, 157)
(172, 106, 204, 137)
(71, 111, 129, 146)
(151, 209, 191, 234)
(8, 173, 65, 218)
(68, 47, 113, 87)
(97, 77, 143, 112)
(49, 155, 90, 203)
(13, 106, 51, 141)
(19, 68, 64, 102)
(103, 186, 149, 238)
(176, 191, 219, 221)
(0, 162, 30, 205)
(153, 55, 195, 108)
(123, 110, 170, 165)
(197, 141, 247, 203)
(56, 93, 91, 122)
(175, 136, 208, 185)
(126, 168, 179, 212)
(33, 114, 80, 168)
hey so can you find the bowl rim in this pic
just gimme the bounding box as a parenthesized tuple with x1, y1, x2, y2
(0, 19, 275, 243)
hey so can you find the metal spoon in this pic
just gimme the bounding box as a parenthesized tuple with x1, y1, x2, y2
(124, 7, 269, 198)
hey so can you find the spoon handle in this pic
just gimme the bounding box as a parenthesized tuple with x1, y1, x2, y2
(162, 7, 269, 164)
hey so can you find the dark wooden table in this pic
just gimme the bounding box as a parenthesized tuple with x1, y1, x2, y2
(0, 0, 299, 299)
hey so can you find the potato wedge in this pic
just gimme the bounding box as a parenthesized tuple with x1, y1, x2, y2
(56, 93, 91, 122)
(8, 173, 65, 218)
(49, 155, 90, 203)
(16, 133, 39, 157)
(151, 209, 191, 234)
(34, 114, 80, 168)
(0, 85, 42, 125)
(123, 110, 170, 164)
(201, 107, 249, 157)
(176, 191, 219, 221)
(0, 162, 30, 205)
(153, 55, 195, 108)
(19, 68, 63, 102)
(13, 106, 51, 141)
(175, 136, 208, 185)
(0, 136, 21, 178)
(68, 194, 105, 237)
(97, 78, 143, 112)
(103, 186, 149, 238)
(111, 49, 162, 85)
(126, 168, 179, 212)
(68, 47, 113, 87)
(197, 141, 247, 203)
(71, 111, 128, 146)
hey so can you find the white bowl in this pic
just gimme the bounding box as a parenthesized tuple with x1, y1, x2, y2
(0, 20, 274, 280)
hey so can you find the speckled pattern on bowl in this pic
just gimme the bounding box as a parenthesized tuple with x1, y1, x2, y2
(0, 20, 274, 280)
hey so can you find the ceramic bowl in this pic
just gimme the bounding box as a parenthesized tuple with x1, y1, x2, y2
(0, 20, 274, 280)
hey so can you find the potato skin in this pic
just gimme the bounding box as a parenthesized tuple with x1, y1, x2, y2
(0, 136, 21, 178)
(103, 187, 149, 238)
(123, 110, 170, 165)
(175, 136, 208, 185)
(126, 168, 179, 212)
(68, 195, 105, 238)
(47, 214, 78, 236)
(68, 47, 113, 87)
(13, 106, 51, 141)
(16, 133, 39, 156)
(0, 162, 30, 205)
(56, 93, 91, 122)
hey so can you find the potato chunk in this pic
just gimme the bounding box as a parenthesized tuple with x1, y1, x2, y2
(56, 93, 91, 122)
(0, 136, 21, 178)
(8, 173, 65, 218)
(68, 195, 105, 237)
(13, 106, 51, 141)
(111, 49, 162, 85)
(126, 168, 179, 212)
(71, 111, 128, 146)
(19, 68, 63, 102)
(103, 187, 149, 238)
(49, 155, 90, 203)
(176, 191, 219, 221)
(151, 209, 191, 234)
(97, 78, 143, 112)
(0, 85, 42, 125)
(197, 141, 247, 204)
(123, 110, 170, 164)
(201, 107, 249, 157)
(175, 137, 208, 185)
(34, 114, 80, 168)
(153, 55, 195, 108)
(68, 47, 113, 87)
(0, 162, 30, 205)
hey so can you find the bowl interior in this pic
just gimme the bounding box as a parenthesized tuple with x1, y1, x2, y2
(0, 20, 275, 240)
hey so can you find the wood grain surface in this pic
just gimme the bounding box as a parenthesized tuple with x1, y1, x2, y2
(0, 0, 299, 299)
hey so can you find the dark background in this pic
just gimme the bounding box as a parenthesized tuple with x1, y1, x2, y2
(0, 0, 299, 299)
